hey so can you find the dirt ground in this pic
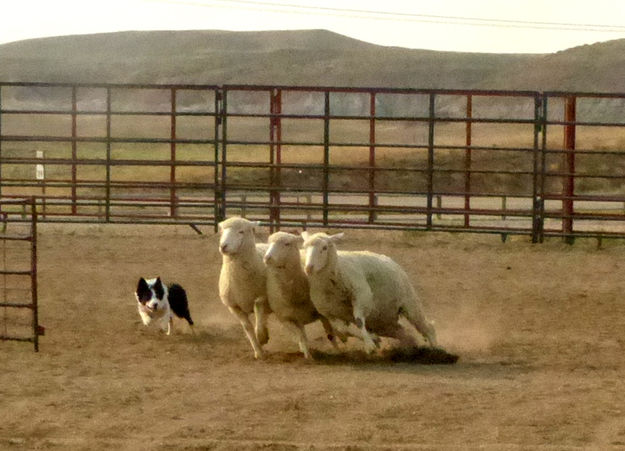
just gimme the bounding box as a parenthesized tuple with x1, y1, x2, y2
(1, 224, 625, 450)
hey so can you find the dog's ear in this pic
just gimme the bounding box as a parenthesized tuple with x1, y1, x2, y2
(136, 278, 151, 303)
(153, 277, 165, 300)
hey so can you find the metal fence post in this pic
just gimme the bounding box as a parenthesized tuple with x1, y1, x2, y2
(323, 91, 330, 226)
(214, 89, 222, 232)
(170, 88, 177, 218)
(220, 88, 228, 222)
(105, 87, 112, 222)
(0, 86, 2, 202)
(368, 92, 376, 224)
(563, 95, 576, 244)
(426, 93, 436, 230)
(269, 88, 282, 232)
(71, 87, 78, 215)
(30, 198, 39, 352)
(532, 93, 545, 243)
(464, 94, 472, 227)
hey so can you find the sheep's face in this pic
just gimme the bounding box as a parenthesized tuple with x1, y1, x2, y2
(302, 232, 344, 275)
(264, 232, 303, 267)
(218, 217, 260, 255)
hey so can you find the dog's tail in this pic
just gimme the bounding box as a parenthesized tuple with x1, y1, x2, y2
(168, 283, 194, 326)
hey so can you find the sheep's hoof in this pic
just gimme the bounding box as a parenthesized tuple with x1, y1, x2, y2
(256, 329, 269, 345)
(364, 341, 378, 355)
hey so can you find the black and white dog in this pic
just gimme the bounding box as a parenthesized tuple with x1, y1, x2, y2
(135, 277, 194, 335)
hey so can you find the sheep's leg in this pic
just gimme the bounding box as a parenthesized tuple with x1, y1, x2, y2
(400, 301, 437, 347)
(319, 316, 341, 350)
(282, 321, 312, 359)
(328, 320, 374, 345)
(254, 297, 270, 345)
(352, 314, 379, 354)
(228, 305, 265, 359)
(386, 324, 419, 347)
(352, 288, 380, 354)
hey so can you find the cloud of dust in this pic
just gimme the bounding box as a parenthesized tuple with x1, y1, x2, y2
(433, 297, 504, 357)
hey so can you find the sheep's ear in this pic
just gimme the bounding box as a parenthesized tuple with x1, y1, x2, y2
(294, 235, 305, 246)
(301, 231, 310, 241)
(328, 232, 345, 242)
(252, 221, 262, 233)
(217, 220, 224, 232)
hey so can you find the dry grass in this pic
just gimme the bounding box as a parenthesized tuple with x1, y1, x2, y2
(2, 116, 625, 199)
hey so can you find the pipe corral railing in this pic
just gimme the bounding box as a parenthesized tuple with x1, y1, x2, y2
(0, 197, 41, 351)
(1, 82, 624, 242)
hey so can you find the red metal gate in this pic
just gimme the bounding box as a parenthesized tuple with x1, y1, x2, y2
(0, 198, 41, 351)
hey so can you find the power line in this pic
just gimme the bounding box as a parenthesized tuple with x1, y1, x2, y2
(145, 0, 625, 32)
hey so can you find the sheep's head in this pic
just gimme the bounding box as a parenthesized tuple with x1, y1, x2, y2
(302, 231, 344, 275)
(264, 231, 304, 267)
(218, 217, 261, 256)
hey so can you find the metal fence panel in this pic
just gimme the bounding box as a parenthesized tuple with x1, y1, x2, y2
(2, 82, 625, 241)
(0, 198, 41, 351)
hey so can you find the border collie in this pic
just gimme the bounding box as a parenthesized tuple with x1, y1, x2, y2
(135, 277, 194, 335)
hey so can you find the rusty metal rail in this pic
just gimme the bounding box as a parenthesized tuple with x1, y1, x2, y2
(1, 82, 624, 241)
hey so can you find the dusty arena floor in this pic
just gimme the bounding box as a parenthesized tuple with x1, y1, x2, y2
(1, 224, 625, 450)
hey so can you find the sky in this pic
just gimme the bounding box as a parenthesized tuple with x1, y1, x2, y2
(1, 0, 625, 53)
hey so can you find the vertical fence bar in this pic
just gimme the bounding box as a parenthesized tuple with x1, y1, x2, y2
(269, 88, 282, 232)
(464, 95, 472, 227)
(105, 88, 112, 222)
(532, 93, 544, 243)
(426, 93, 436, 230)
(323, 91, 330, 226)
(269, 90, 275, 231)
(71, 87, 78, 215)
(0, 86, 2, 202)
(170, 88, 177, 218)
(30, 198, 39, 352)
(368, 92, 376, 224)
(220, 89, 228, 221)
(214, 89, 222, 231)
(563, 95, 576, 243)
(539, 94, 549, 243)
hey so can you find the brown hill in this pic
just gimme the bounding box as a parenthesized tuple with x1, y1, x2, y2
(0, 29, 623, 92)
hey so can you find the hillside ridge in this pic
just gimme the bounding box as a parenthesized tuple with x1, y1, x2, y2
(0, 30, 623, 92)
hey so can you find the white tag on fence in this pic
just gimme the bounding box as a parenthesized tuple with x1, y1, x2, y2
(36, 151, 45, 180)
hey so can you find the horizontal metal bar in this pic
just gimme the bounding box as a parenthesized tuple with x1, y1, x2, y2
(0, 335, 35, 343)
(0, 109, 217, 117)
(0, 234, 34, 241)
(0, 81, 221, 90)
(0, 302, 33, 308)
(0, 157, 215, 166)
(224, 84, 542, 97)
(0, 135, 215, 145)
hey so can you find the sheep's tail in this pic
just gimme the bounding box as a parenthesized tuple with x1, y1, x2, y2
(168, 283, 194, 326)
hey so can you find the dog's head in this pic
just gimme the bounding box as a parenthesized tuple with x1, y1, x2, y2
(135, 277, 167, 313)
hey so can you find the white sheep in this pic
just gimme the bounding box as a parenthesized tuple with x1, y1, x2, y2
(263, 231, 341, 359)
(218, 217, 271, 359)
(302, 231, 437, 354)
